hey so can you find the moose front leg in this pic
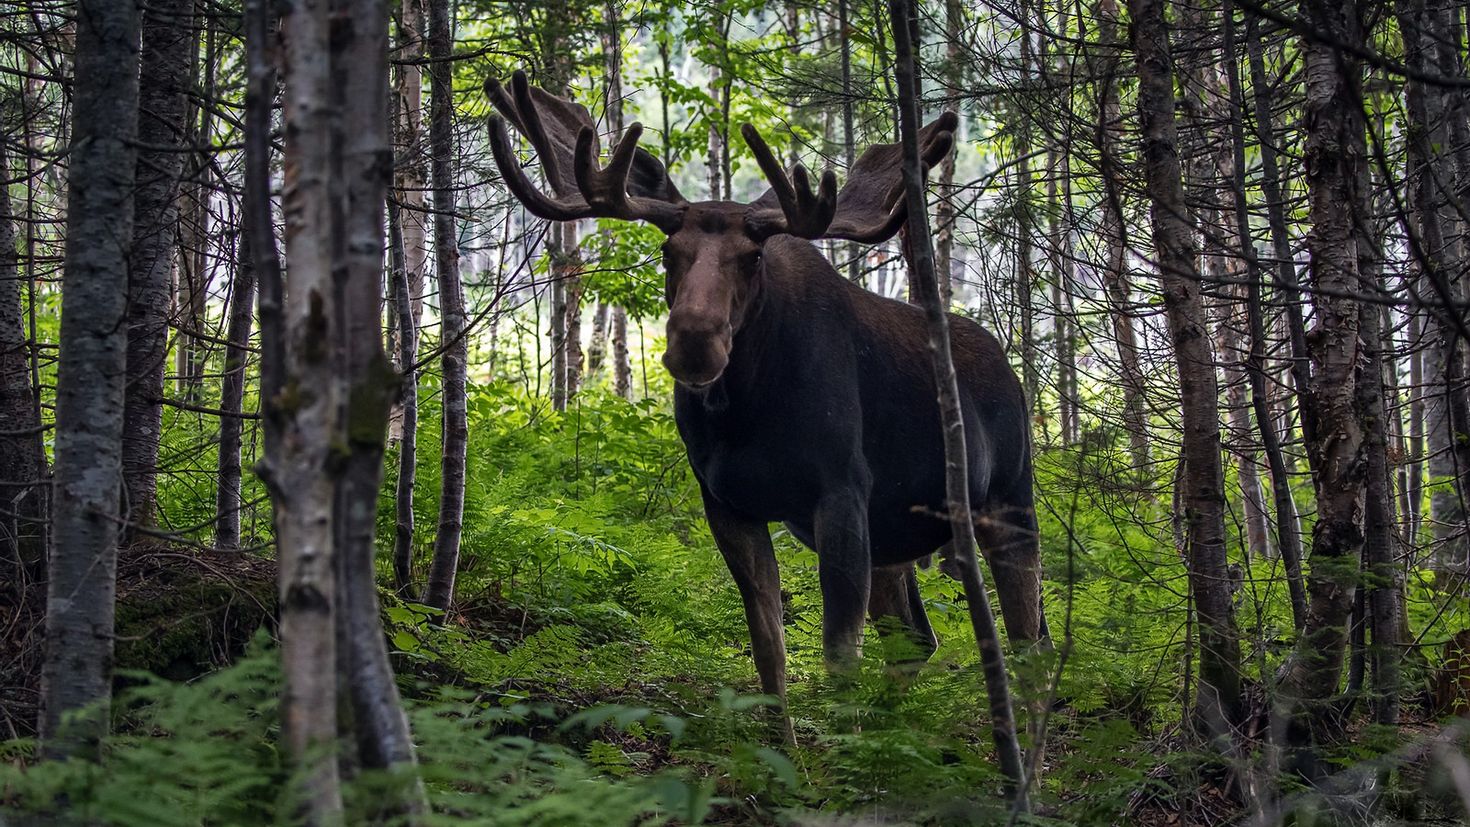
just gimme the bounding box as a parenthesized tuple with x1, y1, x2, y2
(814, 490, 872, 671)
(700, 485, 794, 743)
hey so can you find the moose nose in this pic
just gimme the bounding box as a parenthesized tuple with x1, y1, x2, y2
(664, 314, 732, 387)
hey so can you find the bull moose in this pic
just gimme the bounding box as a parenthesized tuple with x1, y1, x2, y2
(485, 71, 1047, 736)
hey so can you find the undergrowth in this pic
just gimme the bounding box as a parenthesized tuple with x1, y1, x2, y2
(3, 381, 1465, 825)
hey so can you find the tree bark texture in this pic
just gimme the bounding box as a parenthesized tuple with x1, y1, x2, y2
(1280, 0, 1369, 726)
(122, 0, 194, 537)
(1128, 0, 1242, 729)
(274, 0, 345, 813)
(389, 197, 418, 597)
(38, 0, 139, 759)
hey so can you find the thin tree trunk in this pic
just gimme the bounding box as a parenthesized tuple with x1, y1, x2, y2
(1222, 2, 1307, 629)
(1247, 15, 1315, 450)
(613, 305, 632, 399)
(423, 0, 468, 611)
(889, 0, 1027, 806)
(38, 0, 139, 759)
(1096, 0, 1148, 468)
(587, 301, 609, 380)
(122, 0, 193, 538)
(1357, 230, 1401, 727)
(1178, 1, 1273, 561)
(389, 196, 418, 598)
(1398, 0, 1469, 578)
(216, 227, 256, 550)
(330, 0, 425, 797)
(550, 228, 569, 410)
(0, 138, 46, 594)
(178, 21, 217, 402)
(838, 0, 860, 283)
(1128, 0, 1242, 731)
(1279, 0, 1369, 743)
(271, 0, 345, 813)
(395, 0, 428, 327)
(933, 0, 960, 305)
(565, 237, 584, 401)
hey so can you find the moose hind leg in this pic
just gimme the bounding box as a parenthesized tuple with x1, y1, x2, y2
(976, 502, 1048, 643)
(868, 563, 938, 666)
(815, 490, 872, 671)
(702, 487, 793, 742)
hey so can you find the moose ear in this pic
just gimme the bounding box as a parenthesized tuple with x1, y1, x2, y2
(626, 146, 685, 204)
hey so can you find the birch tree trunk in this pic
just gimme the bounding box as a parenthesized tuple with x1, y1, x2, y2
(272, 0, 345, 813)
(423, 0, 468, 611)
(38, 0, 139, 759)
(122, 0, 193, 537)
(889, 0, 1027, 805)
(1279, 0, 1370, 745)
(395, 0, 429, 327)
(389, 197, 419, 597)
(330, 0, 424, 793)
(1128, 0, 1242, 731)
(933, 0, 960, 306)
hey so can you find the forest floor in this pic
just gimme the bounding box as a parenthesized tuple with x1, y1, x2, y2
(3, 388, 1466, 825)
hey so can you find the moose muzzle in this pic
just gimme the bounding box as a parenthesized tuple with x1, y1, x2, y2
(663, 312, 732, 388)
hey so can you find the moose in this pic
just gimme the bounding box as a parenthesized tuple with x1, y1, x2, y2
(486, 71, 1047, 735)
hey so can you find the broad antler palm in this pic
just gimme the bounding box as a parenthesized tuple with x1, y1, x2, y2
(743, 111, 959, 243)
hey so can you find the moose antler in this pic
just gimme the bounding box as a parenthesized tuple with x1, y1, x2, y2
(743, 111, 959, 244)
(741, 124, 839, 240)
(485, 71, 685, 232)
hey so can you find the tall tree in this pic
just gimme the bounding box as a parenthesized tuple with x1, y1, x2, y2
(1095, 0, 1149, 468)
(423, 0, 469, 611)
(394, 0, 429, 327)
(1224, 7, 1308, 630)
(933, 0, 961, 305)
(1396, 0, 1468, 578)
(1128, 0, 1242, 730)
(215, 227, 256, 550)
(176, 20, 218, 402)
(270, 0, 346, 812)
(0, 138, 46, 594)
(122, 0, 194, 537)
(1278, 0, 1370, 745)
(889, 0, 1027, 806)
(601, 0, 633, 398)
(330, 0, 425, 792)
(37, 0, 139, 757)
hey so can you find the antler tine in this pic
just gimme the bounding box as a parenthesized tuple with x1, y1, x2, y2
(740, 123, 837, 239)
(574, 123, 641, 212)
(486, 72, 686, 231)
(487, 114, 594, 222)
(569, 122, 684, 231)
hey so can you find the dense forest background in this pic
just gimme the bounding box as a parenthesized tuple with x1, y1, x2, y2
(3, 0, 1470, 823)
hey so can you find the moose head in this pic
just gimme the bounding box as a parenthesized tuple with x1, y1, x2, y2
(485, 70, 958, 390)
